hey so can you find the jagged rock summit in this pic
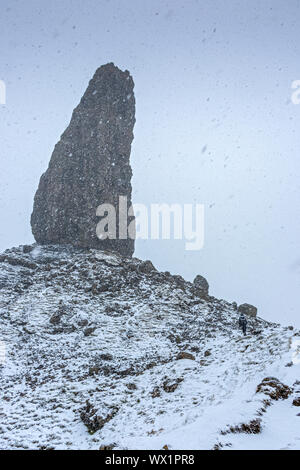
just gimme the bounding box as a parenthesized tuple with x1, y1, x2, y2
(31, 63, 135, 257)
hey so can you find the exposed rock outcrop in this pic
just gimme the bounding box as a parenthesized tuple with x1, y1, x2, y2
(31, 63, 136, 257)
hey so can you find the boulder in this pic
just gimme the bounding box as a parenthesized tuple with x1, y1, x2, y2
(238, 303, 257, 318)
(138, 260, 156, 274)
(49, 313, 62, 325)
(22, 245, 34, 254)
(163, 378, 183, 393)
(193, 274, 209, 295)
(84, 327, 96, 337)
(176, 351, 195, 361)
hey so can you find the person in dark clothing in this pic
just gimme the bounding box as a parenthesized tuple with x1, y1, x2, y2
(239, 313, 247, 336)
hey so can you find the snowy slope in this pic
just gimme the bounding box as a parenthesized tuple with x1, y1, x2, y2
(0, 244, 299, 450)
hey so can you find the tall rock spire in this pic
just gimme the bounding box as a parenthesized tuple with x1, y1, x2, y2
(31, 63, 135, 257)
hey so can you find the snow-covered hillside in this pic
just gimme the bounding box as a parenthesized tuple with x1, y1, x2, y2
(0, 244, 299, 450)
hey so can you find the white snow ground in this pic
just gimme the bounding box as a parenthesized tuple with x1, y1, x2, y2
(0, 244, 299, 450)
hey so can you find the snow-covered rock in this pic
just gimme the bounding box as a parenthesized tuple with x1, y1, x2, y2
(0, 244, 299, 450)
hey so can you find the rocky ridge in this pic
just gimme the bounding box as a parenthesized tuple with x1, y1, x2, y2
(0, 244, 299, 449)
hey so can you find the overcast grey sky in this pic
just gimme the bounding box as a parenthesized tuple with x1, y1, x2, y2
(0, 0, 299, 327)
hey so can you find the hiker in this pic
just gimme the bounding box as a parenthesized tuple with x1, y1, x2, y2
(239, 313, 247, 336)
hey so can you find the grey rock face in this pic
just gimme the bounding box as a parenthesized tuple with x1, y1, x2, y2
(238, 303, 257, 318)
(31, 63, 135, 257)
(193, 274, 209, 295)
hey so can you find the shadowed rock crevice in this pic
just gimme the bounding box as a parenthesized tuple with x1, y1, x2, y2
(31, 63, 135, 257)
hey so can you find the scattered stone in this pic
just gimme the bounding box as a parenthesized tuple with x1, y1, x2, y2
(22, 245, 34, 254)
(99, 443, 116, 450)
(213, 442, 223, 450)
(292, 397, 300, 407)
(172, 275, 186, 290)
(88, 366, 100, 376)
(23, 326, 34, 335)
(99, 353, 113, 361)
(151, 387, 161, 398)
(126, 383, 137, 390)
(80, 400, 118, 434)
(163, 378, 183, 393)
(176, 351, 195, 361)
(49, 301, 68, 325)
(94, 251, 122, 267)
(256, 377, 293, 400)
(222, 418, 262, 435)
(0, 255, 37, 270)
(84, 327, 96, 337)
(50, 313, 62, 325)
(138, 260, 156, 274)
(204, 350, 211, 357)
(126, 329, 134, 339)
